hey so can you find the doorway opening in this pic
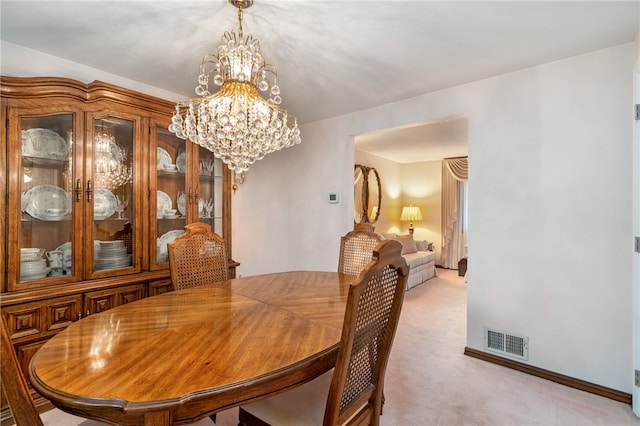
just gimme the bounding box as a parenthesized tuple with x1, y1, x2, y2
(353, 114, 468, 271)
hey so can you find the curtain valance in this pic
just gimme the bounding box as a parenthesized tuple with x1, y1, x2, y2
(444, 157, 468, 182)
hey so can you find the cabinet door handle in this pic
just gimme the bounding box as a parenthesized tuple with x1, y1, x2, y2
(75, 179, 82, 202)
(188, 188, 193, 204)
(86, 310, 91, 317)
(86, 180, 93, 202)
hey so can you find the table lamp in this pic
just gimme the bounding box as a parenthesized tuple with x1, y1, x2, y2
(400, 205, 423, 234)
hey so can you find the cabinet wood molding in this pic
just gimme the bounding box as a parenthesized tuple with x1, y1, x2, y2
(1, 77, 175, 111)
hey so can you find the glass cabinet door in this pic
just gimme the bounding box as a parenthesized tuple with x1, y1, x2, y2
(151, 123, 188, 269)
(87, 114, 139, 278)
(197, 146, 224, 238)
(8, 110, 81, 289)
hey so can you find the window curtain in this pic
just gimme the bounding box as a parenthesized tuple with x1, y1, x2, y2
(441, 157, 468, 269)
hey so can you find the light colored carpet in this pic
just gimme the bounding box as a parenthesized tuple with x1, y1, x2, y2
(218, 268, 640, 426)
(33, 268, 640, 425)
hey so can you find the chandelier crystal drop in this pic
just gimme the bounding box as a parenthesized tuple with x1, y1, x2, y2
(168, 0, 301, 173)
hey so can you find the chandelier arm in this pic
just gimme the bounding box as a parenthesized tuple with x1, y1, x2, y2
(201, 57, 222, 78)
(254, 63, 277, 81)
(201, 53, 221, 67)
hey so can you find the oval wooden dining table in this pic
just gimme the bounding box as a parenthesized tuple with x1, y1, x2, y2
(29, 271, 355, 425)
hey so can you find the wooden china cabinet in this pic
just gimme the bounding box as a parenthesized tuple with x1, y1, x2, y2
(0, 76, 236, 422)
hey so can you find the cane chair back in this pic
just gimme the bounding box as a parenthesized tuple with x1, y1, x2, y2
(337, 223, 383, 276)
(239, 239, 408, 426)
(168, 222, 229, 290)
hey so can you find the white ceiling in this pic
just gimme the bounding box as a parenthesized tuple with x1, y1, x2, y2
(355, 115, 469, 163)
(1, 1, 638, 162)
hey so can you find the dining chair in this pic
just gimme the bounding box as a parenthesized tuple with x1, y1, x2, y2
(1, 316, 112, 426)
(168, 222, 229, 291)
(337, 223, 383, 275)
(337, 222, 389, 413)
(1, 315, 46, 426)
(238, 239, 409, 426)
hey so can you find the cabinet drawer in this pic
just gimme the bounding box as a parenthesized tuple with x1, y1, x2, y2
(84, 290, 117, 315)
(84, 283, 147, 315)
(2, 295, 82, 341)
(149, 279, 173, 296)
(46, 296, 82, 332)
(3, 303, 42, 340)
(119, 284, 146, 305)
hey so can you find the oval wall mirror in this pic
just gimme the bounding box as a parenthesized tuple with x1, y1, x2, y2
(354, 164, 381, 224)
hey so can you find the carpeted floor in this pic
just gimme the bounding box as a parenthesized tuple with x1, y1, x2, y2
(36, 268, 640, 426)
(216, 267, 639, 426)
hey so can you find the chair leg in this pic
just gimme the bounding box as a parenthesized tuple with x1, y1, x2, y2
(238, 407, 270, 426)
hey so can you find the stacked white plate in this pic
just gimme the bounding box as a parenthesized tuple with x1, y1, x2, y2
(21, 247, 44, 261)
(94, 240, 131, 270)
(20, 257, 49, 280)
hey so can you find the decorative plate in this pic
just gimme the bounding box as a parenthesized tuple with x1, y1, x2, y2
(24, 185, 71, 221)
(55, 241, 72, 252)
(176, 150, 186, 174)
(21, 191, 29, 212)
(177, 192, 186, 216)
(157, 147, 172, 171)
(94, 188, 117, 220)
(176, 194, 203, 216)
(157, 190, 172, 218)
(157, 229, 185, 263)
(22, 128, 68, 161)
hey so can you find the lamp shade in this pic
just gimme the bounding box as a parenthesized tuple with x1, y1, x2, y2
(400, 206, 423, 222)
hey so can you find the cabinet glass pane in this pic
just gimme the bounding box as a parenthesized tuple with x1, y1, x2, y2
(19, 114, 74, 281)
(155, 127, 187, 264)
(197, 147, 223, 237)
(92, 118, 134, 272)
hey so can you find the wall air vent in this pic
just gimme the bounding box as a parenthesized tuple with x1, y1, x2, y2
(484, 328, 529, 361)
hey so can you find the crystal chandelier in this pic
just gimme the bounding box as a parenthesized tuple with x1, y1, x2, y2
(168, 0, 301, 173)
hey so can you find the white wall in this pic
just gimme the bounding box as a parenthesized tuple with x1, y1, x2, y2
(3, 40, 635, 394)
(235, 43, 635, 393)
